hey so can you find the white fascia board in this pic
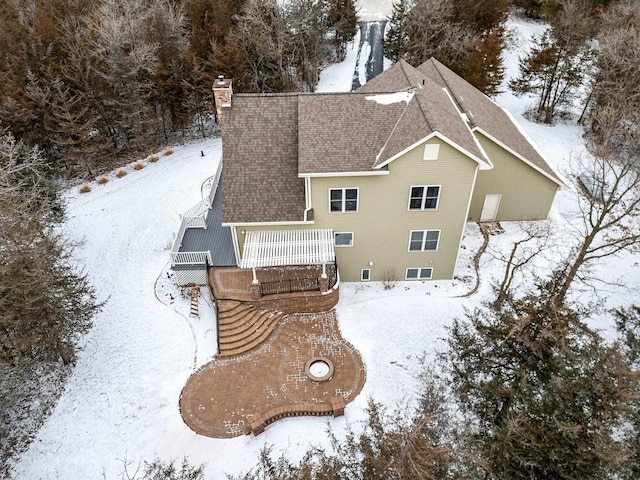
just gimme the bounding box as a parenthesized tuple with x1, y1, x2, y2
(473, 125, 566, 187)
(298, 170, 389, 178)
(222, 220, 315, 227)
(374, 132, 492, 170)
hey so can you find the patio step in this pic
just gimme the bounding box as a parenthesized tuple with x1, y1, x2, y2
(217, 300, 243, 313)
(218, 314, 283, 357)
(220, 311, 281, 343)
(217, 304, 284, 357)
(218, 305, 261, 332)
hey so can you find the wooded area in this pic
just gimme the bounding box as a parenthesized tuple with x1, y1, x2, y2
(0, 0, 357, 177)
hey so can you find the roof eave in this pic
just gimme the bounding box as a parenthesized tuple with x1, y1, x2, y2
(374, 131, 492, 170)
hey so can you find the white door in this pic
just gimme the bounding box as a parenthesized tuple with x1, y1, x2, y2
(480, 194, 501, 221)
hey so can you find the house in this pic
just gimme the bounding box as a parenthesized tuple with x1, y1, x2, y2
(171, 59, 563, 285)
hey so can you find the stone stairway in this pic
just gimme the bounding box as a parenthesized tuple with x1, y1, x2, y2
(216, 300, 284, 356)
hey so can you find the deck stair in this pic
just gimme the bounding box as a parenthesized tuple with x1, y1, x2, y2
(189, 286, 200, 318)
(216, 300, 284, 356)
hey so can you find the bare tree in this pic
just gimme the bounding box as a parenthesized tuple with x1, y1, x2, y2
(552, 108, 640, 304)
(489, 222, 554, 306)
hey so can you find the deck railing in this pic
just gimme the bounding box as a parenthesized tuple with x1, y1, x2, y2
(170, 250, 212, 265)
(170, 160, 222, 265)
(260, 277, 320, 296)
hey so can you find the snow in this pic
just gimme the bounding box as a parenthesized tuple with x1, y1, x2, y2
(365, 91, 414, 105)
(356, 0, 394, 22)
(10, 12, 640, 480)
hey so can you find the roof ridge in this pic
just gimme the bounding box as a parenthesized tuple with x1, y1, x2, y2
(429, 58, 468, 117)
(373, 91, 416, 167)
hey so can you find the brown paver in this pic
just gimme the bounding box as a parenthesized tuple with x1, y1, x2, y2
(179, 310, 366, 438)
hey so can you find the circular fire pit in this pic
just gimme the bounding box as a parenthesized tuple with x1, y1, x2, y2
(305, 357, 334, 382)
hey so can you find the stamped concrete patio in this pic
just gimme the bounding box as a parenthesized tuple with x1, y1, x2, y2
(179, 310, 365, 438)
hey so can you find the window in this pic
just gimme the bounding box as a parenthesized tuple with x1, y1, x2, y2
(408, 230, 440, 251)
(409, 185, 440, 210)
(361, 269, 371, 281)
(330, 188, 358, 212)
(406, 267, 433, 280)
(335, 232, 353, 247)
(423, 144, 440, 160)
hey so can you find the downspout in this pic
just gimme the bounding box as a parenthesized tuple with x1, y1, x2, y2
(303, 176, 313, 221)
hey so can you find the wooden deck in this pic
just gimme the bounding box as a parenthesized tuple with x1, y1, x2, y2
(208, 264, 337, 302)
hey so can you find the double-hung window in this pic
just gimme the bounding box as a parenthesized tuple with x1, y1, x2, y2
(406, 267, 433, 280)
(409, 185, 440, 210)
(408, 230, 440, 252)
(330, 188, 358, 213)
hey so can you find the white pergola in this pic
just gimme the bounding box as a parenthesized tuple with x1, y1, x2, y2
(240, 229, 335, 282)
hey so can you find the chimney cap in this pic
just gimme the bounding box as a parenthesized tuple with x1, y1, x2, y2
(217, 74, 225, 84)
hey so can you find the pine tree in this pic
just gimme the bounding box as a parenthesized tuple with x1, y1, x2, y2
(326, 0, 358, 60)
(0, 135, 100, 365)
(447, 286, 636, 479)
(384, 0, 411, 61)
(462, 28, 505, 95)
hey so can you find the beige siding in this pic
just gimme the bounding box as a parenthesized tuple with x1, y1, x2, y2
(469, 132, 559, 222)
(310, 139, 477, 282)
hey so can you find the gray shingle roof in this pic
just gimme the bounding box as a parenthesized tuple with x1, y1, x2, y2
(417, 58, 563, 184)
(221, 94, 305, 223)
(221, 58, 561, 224)
(298, 92, 409, 174)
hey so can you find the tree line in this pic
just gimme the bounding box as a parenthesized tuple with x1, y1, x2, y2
(0, 0, 357, 177)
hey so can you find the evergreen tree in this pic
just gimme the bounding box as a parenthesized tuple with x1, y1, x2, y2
(462, 28, 505, 96)
(447, 286, 636, 479)
(384, 0, 411, 61)
(0, 135, 100, 365)
(326, 0, 358, 60)
(615, 305, 640, 480)
(509, 30, 593, 123)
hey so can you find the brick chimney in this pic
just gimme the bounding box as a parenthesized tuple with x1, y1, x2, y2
(212, 75, 233, 125)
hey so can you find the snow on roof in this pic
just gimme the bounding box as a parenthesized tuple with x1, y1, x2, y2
(365, 91, 415, 105)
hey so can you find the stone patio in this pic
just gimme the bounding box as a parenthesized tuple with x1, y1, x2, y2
(179, 310, 365, 438)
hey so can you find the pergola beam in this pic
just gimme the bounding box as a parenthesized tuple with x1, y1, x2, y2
(239, 229, 335, 269)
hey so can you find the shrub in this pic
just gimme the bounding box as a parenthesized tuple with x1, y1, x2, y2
(116, 169, 128, 178)
(96, 176, 108, 185)
(382, 268, 398, 290)
(133, 161, 145, 170)
(79, 184, 91, 193)
(163, 148, 174, 156)
(148, 154, 159, 162)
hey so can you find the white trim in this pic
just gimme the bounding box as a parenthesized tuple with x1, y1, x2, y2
(473, 126, 565, 187)
(408, 229, 441, 252)
(453, 166, 479, 275)
(304, 176, 311, 209)
(239, 228, 335, 269)
(230, 226, 241, 266)
(374, 132, 491, 171)
(407, 185, 441, 211)
(299, 170, 389, 177)
(361, 268, 371, 281)
(405, 267, 433, 280)
(329, 187, 359, 213)
(334, 231, 354, 247)
(222, 220, 314, 227)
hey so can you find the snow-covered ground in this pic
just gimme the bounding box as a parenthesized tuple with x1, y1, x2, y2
(356, 0, 393, 21)
(11, 13, 640, 480)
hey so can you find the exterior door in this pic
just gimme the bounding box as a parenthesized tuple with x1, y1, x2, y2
(480, 194, 501, 222)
